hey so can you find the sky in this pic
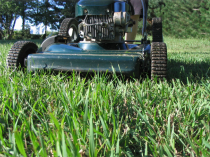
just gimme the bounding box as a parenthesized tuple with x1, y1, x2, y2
(14, 17, 53, 32)
(14, 17, 23, 30)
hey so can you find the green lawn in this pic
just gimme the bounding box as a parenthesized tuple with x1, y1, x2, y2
(0, 37, 210, 156)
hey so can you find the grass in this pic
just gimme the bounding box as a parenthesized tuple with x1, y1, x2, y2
(164, 37, 210, 83)
(0, 37, 210, 156)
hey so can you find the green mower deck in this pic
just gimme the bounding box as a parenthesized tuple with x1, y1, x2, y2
(26, 43, 148, 77)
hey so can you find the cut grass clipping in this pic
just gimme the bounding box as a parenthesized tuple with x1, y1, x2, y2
(0, 37, 210, 156)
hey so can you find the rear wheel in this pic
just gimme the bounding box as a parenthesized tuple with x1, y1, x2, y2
(152, 17, 163, 42)
(58, 18, 79, 42)
(7, 41, 38, 70)
(151, 42, 167, 80)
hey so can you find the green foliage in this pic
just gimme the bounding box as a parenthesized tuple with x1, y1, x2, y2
(146, 0, 210, 38)
(54, 0, 78, 19)
(0, 37, 210, 156)
(0, 0, 20, 39)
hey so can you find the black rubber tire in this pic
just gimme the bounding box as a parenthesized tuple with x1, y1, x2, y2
(7, 41, 38, 70)
(152, 17, 163, 42)
(151, 42, 167, 80)
(58, 18, 79, 42)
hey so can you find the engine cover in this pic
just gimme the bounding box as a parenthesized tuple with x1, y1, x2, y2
(81, 15, 115, 40)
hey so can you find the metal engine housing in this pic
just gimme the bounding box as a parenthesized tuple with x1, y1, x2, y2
(76, 0, 133, 42)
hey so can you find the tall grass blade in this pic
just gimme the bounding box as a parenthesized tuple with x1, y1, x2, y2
(14, 131, 27, 157)
(38, 127, 47, 156)
(50, 113, 61, 131)
(83, 92, 89, 139)
(56, 137, 62, 157)
(163, 144, 173, 157)
(116, 134, 120, 156)
(99, 116, 111, 148)
(203, 140, 210, 149)
(89, 110, 95, 157)
(66, 134, 76, 157)
(62, 130, 67, 157)
(29, 131, 40, 157)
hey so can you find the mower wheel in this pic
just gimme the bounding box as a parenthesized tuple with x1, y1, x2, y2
(58, 18, 79, 42)
(152, 17, 163, 42)
(7, 41, 38, 70)
(151, 42, 167, 80)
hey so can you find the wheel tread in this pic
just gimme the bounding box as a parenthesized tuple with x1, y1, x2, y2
(59, 18, 76, 36)
(152, 17, 163, 42)
(6, 41, 38, 70)
(151, 42, 167, 80)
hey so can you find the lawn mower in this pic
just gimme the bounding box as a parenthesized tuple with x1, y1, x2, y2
(7, 0, 167, 80)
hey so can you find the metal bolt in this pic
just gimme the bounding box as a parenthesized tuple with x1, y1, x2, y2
(84, 9, 88, 14)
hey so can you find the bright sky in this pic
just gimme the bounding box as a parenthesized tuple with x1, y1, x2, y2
(14, 17, 23, 30)
(14, 17, 53, 31)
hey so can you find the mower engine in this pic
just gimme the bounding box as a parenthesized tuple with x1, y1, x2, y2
(76, 0, 134, 43)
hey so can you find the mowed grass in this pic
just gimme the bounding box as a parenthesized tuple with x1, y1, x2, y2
(0, 37, 210, 156)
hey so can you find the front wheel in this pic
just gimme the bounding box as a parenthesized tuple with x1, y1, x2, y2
(7, 41, 38, 70)
(58, 18, 79, 42)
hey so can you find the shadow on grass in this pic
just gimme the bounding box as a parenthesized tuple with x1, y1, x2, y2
(167, 58, 210, 83)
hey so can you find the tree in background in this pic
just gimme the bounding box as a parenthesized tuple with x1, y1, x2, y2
(39, 0, 61, 37)
(53, 0, 77, 23)
(0, 0, 19, 39)
(17, 1, 34, 37)
(28, 0, 62, 37)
